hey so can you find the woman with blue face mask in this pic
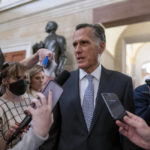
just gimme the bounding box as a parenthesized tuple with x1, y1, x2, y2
(0, 62, 30, 150)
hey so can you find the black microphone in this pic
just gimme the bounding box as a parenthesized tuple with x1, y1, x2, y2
(54, 70, 70, 86)
(7, 70, 70, 145)
(6, 111, 32, 145)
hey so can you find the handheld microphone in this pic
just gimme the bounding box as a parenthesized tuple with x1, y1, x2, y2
(7, 70, 70, 145)
(6, 111, 32, 145)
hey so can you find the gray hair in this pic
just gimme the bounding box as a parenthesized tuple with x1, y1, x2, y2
(75, 23, 106, 43)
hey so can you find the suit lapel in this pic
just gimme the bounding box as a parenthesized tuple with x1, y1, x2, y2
(90, 66, 112, 132)
(70, 70, 88, 131)
(70, 68, 113, 133)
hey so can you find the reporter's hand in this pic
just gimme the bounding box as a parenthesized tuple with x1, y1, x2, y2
(28, 91, 53, 138)
(37, 48, 54, 65)
(116, 111, 150, 149)
(4, 124, 19, 140)
(20, 49, 54, 69)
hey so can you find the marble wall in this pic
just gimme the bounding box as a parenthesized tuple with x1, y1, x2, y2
(0, 0, 115, 71)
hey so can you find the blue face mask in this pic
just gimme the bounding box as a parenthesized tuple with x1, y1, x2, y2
(9, 79, 28, 96)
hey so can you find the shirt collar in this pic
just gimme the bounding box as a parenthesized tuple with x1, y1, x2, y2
(79, 64, 102, 81)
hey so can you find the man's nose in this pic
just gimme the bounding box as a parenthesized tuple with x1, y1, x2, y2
(75, 44, 82, 53)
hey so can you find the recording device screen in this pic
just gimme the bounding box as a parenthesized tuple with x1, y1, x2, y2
(101, 93, 127, 120)
(42, 80, 63, 109)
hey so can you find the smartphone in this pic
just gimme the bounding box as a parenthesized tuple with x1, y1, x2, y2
(43, 56, 57, 77)
(43, 56, 50, 68)
(145, 79, 150, 86)
(101, 93, 127, 120)
(42, 80, 63, 110)
(43, 60, 57, 77)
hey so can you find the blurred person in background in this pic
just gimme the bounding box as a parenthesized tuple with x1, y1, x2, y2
(0, 48, 54, 96)
(134, 76, 150, 126)
(27, 65, 46, 99)
(0, 62, 30, 150)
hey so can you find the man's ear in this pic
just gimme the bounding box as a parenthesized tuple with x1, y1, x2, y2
(98, 42, 105, 54)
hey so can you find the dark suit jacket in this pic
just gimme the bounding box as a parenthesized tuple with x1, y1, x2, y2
(40, 66, 137, 150)
(134, 84, 150, 126)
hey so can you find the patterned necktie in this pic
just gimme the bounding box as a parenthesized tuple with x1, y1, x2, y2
(82, 74, 94, 131)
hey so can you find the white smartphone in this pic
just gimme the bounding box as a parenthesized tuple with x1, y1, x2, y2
(42, 80, 63, 109)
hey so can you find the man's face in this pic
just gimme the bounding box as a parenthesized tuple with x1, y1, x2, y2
(73, 27, 105, 73)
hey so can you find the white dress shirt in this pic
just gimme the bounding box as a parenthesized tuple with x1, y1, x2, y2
(79, 64, 102, 107)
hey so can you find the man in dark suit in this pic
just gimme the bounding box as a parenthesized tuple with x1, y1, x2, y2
(40, 23, 136, 150)
(134, 83, 150, 126)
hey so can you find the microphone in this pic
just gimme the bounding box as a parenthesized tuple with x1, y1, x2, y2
(54, 70, 70, 86)
(7, 70, 70, 145)
(6, 111, 32, 145)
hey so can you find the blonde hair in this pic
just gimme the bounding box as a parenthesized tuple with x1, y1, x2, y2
(28, 65, 44, 79)
(27, 65, 44, 93)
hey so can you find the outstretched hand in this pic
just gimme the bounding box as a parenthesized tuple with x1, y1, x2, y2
(38, 48, 54, 66)
(27, 91, 53, 137)
(116, 111, 150, 150)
